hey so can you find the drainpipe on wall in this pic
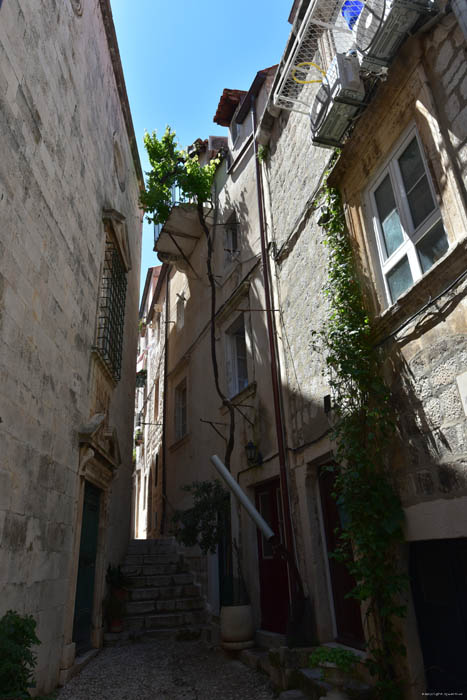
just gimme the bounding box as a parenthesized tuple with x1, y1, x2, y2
(160, 267, 170, 534)
(250, 95, 296, 583)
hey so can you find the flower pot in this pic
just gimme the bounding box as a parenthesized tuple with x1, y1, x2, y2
(220, 604, 254, 650)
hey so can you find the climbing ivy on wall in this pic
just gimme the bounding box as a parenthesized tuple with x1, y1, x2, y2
(317, 184, 407, 699)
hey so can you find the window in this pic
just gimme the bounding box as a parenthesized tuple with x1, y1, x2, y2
(174, 378, 187, 441)
(96, 234, 127, 380)
(224, 214, 239, 268)
(231, 118, 239, 146)
(154, 453, 159, 486)
(155, 316, 161, 343)
(368, 130, 449, 305)
(176, 296, 185, 330)
(154, 378, 160, 421)
(225, 315, 248, 398)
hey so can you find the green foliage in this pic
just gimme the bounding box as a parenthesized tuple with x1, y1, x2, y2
(172, 480, 230, 554)
(0, 610, 40, 699)
(140, 127, 219, 224)
(257, 144, 269, 163)
(318, 184, 406, 699)
(310, 646, 359, 674)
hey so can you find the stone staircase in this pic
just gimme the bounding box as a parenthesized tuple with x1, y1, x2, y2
(104, 537, 209, 645)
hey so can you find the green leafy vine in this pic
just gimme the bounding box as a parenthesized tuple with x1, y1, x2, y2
(318, 184, 407, 699)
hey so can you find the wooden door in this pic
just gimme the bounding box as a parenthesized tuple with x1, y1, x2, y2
(410, 538, 467, 693)
(72, 482, 101, 653)
(319, 468, 365, 647)
(255, 479, 289, 633)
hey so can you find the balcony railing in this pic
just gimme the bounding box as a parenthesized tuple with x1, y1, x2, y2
(153, 184, 191, 250)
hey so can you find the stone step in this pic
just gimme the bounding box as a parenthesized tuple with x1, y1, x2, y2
(126, 597, 205, 616)
(129, 583, 200, 602)
(121, 562, 182, 577)
(124, 609, 208, 632)
(126, 572, 195, 589)
(126, 538, 177, 555)
(106, 537, 208, 649)
(123, 554, 180, 567)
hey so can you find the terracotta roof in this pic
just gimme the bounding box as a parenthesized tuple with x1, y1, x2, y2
(213, 89, 247, 126)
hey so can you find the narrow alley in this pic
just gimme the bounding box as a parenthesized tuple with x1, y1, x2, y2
(56, 639, 275, 700)
(2, 0, 467, 698)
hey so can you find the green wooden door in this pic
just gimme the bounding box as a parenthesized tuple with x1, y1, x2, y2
(72, 481, 101, 653)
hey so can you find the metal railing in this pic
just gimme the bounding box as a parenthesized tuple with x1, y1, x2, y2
(153, 184, 191, 249)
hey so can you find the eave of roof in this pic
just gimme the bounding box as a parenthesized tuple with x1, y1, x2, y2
(213, 89, 247, 126)
(98, 0, 144, 188)
(235, 65, 278, 124)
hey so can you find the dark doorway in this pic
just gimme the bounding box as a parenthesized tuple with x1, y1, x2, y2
(255, 479, 289, 633)
(319, 468, 365, 648)
(72, 481, 101, 654)
(410, 538, 467, 693)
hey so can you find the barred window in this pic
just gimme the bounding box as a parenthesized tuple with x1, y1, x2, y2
(96, 235, 127, 381)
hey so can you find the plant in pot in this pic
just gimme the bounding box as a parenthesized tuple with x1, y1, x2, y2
(309, 646, 360, 697)
(219, 541, 254, 650)
(173, 481, 254, 648)
(104, 565, 129, 634)
(134, 429, 143, 447)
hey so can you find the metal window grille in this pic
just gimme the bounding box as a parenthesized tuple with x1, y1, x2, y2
(96, 236, 127, 381)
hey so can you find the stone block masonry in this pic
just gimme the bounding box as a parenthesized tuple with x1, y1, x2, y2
(0, 0, 142, 692)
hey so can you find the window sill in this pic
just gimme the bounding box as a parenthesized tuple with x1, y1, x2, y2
(169, 432, 190, 452)
(372, 237, 467, 344)
(219, 381, 257, 415)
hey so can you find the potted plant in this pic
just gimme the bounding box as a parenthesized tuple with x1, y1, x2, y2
(219, 540, 254, 649)
(134, 429, 143, 447)
(104, 565, 128, 633)
(309, 646, 360, 695)
(173, 481, 254, 648)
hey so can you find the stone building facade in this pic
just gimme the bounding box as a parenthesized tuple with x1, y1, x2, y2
(139, 0, 467, 695)
(134, 264, 167, 540)
(260, 1, 467, 695)
(0, 0, 142, 692)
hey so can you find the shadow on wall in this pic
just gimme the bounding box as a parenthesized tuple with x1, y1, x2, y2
(386, 320, 467, 509)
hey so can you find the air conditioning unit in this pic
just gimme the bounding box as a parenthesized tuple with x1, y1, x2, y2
(310, 53, 365, 148)
(352, 0, 437, 72)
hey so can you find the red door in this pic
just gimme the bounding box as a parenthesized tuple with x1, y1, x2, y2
(255, 479, 289, 633)
(319, 468, 365, 648)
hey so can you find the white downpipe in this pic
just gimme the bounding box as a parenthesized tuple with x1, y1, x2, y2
(210, 454, 275, 541)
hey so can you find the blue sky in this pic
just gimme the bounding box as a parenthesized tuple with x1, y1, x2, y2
(109, 1, 292, 298)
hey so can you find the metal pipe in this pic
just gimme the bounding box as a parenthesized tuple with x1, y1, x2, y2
(250, 95, 295, 561)
(210, 455, 275, 541)
(160, 267, 170, 533)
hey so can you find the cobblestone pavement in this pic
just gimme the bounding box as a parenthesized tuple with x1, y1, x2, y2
(57, 639, 276, 700)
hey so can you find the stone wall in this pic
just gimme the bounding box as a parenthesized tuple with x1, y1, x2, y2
(0, 0, 141, 691)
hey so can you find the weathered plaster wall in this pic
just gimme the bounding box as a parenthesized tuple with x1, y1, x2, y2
(0, 0, 141, 691)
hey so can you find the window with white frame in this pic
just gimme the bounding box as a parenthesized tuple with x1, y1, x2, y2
(174, 377, 187, 441)
(224, 213, 239, 268)
(176, 295, 185, 330)
(225, 315, 248, 398)
(368, 129, 449, 305)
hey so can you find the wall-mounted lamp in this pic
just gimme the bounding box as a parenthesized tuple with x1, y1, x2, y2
(245, 440, 263, 466)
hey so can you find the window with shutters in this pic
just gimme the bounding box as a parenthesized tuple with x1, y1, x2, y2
(225, 315, 248, 398)
(174, 377, 187, 441)
(224, 213, 239, 268)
